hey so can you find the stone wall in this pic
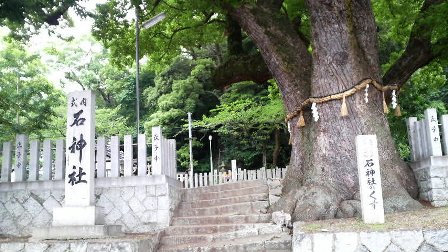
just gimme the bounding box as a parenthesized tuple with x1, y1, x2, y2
(410, 156, 448, 207)
(0, 175, 183, 237)
(267, 178, 282, 206)
(293, 222, 448, 252)
(0, 232, 162, 252)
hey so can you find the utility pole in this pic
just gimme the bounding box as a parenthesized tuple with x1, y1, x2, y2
(188, 112, 194, 187)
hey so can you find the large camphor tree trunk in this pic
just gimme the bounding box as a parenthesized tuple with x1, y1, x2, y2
(229, 0, 423, 221)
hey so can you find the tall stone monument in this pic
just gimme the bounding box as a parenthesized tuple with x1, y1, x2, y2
(52, 90, 101, 226)
(34, 90, 121, 240)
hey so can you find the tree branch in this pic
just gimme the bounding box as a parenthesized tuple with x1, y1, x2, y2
(382, 0, 444, 87)
(227, 2, 312, 113)
(212, 53, 272, 89)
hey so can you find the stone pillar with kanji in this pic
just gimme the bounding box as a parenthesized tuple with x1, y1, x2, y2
(52, 90, 103, 226)
(356, 135, 385, 224)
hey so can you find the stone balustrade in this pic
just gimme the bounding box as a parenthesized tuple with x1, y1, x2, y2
(407, 108, 448, 207)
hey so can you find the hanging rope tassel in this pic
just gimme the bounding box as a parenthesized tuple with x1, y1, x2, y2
(382, 92, 389, 114)
(394, 104, 402, 116)
(297, 110, 305, 127)
(340, 95, 348, 117)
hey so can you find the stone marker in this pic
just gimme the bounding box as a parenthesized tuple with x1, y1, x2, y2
(152, 126, 163, 175)
(14, 134, 28, 182)
(356, 135, 385, 224)
(424, 108, 442, 157)
(36, 90, 122, 240)
(52, 90, 103, 226)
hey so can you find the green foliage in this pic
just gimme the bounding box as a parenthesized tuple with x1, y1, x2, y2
(45, 35, 155, 136)
(0, 0, 85, 40)
(198, 81, 289, 168)
(374, 0, 448, 67)
(144, 57, 217, 136)
(96, 106, 134, 136)
(0, 41, 65, 142)
(388, 62, 448, 160)
(92, 0, 226, 69)
(177, 140, 202, 172)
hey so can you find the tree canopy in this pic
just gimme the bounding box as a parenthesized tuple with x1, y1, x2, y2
(1, 0, 448, 221)
(0, 41, 65, 142)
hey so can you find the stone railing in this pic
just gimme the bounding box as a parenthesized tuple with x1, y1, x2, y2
(0, 126, 181, 237)
(0, 175, 183, 237)
(0, 126, 176, 183)
(177, 164, 287, 188)
(406, 108, 448, 207)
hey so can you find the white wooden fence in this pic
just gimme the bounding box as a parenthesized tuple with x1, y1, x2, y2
(0, 126, 176, 183)
(177, 166, 287, 188)
(406, 108, 448, 162)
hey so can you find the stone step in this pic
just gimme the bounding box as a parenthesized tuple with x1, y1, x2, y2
(185, 179, 266, 194)
(158, 232, 292, 252)
(171, 214, 271, 226)
(175, 201, 269, 217)
(160, 224, 284, 247)
(164, 223, 275, 236)
(183, 185, 268, 201)
(179, 193, 268, 209)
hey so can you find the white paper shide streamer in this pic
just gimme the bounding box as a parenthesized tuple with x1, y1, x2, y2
(311, 102, 319, 122)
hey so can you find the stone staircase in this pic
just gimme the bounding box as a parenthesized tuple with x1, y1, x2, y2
(157, 179, 291, 252)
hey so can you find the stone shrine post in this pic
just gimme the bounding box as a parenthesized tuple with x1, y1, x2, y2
(52, 90, 103, 226)
(356, 135, 385, 224)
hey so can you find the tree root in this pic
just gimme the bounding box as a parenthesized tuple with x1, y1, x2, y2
(270, 183, 423, 222)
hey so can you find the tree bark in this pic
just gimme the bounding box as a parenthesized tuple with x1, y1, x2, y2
(231, 0, 422, 221)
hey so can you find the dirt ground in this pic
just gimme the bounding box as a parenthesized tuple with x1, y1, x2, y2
(298, 205, 448, 233)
